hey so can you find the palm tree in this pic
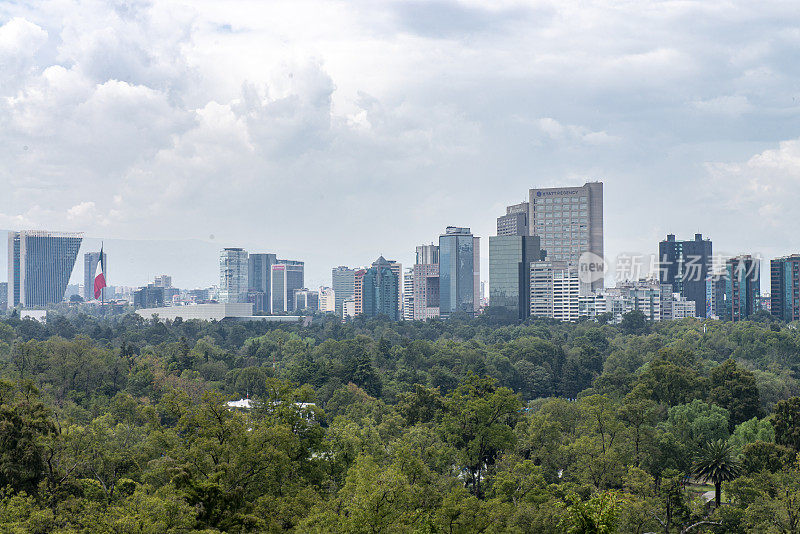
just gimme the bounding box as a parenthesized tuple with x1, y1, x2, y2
(692, 439, 741, 508)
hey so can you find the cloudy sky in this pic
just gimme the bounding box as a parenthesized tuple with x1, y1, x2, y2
(1, 0, 800, 289)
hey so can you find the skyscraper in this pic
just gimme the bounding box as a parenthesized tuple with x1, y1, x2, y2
(724, 255, 760, 321)
(439, 227, 480, 317)
(528, 182, 603, 289)
(489, 235, 544, 319)
(771, 254, 800, 322)
(413, 244, 440, 320)
(271, 264, 288, 313)
(270, 260, 304, 313)
(219, 248, 249, 303)
(8, 230, 83, 308)
(496, 201, 529, 236)
(658, 234, 712, 317)
(403, 268, 414, 320)
(248, 253, 277, 312)
(153, 274, 172, 288)
(332, 266, 356, 317)
(83, 250, 108, 301)
(361, 256, 400, 320)
(279, 259, 304, 312)
(318, 286, 336, 313)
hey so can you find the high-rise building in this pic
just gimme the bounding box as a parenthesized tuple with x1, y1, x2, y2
(133, 284, 164, 308)
(413, 244, 440, 320)
(354, 269, 366, 316)
(83, 251, 108, 301)
(343, 297, 356, 319)
(658, 234, 712, 317)
(403, 268, 414, 320)
(278, 259, 304, 312)
(724, 255, 760, 322)
(248, 253, 277, 312)
(361, 257, 400, 320)
(489, 235, 544, 319)
(318, 287, 335, 313)
(0, 282, 7, 311)
(219, 248, 248, 303)
(8, 230, 83, 308)
(294, 288, 319, 312)
(332, 266, 356, 317)
(529, 261, 581, 321)
(270, 260, 304, 313)
(497, 201, 529, 236)
(771, 255, 800, 322)
(439, 227, 480, 318)
(529, 182, 603, 289)
(271, 264, 288, 313)
(153, 274, 172, 288)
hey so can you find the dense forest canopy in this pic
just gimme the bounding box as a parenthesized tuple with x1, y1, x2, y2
(1, 309, 799, 533)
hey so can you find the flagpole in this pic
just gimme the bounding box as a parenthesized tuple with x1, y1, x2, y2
(100, 242, 104, 313)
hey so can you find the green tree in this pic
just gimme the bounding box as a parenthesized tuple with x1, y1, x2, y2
(693, 439, 741, 508)
(441, 376, 521, 497)
(708, 359, 760, 430)
(773, 396, 800, 451)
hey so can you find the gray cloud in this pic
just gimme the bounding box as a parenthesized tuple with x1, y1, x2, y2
(0, 0, 799, 288)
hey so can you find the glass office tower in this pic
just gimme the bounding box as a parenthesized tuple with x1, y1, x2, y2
(248, 253, 277, 312)
(489, 235, 544, 319)
(361, 257, 399, 320)
(332, 266, 356, 317)
(219, 248, 249, 303)
(8, 230, 83, 308)
(438, 227, 479, 317)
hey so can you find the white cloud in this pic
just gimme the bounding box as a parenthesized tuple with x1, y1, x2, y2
(0, 0, 800, 286)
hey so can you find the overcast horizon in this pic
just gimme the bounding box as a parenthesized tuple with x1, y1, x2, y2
(2, 0, 800, 290)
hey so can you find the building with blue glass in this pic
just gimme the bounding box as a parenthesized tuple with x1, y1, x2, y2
(8, 230, 83, 308)
(439, 227, 480, 318)
(248, 253, 277, 312)
(361, 256, 399, 319)
(724, 255, 760, 322)
(770, 254, 800, 322)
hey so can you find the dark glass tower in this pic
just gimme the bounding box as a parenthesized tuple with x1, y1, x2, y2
(658, 233, 712, 317)
(248, 253, 277, 312)
(489, 235, 544, 319)
(8, 231, 83, 308)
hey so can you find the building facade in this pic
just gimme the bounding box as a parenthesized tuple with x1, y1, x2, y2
(724, 255, 760, 321)
(489, 235, 544, 319)
(497, 201, 530, 236)
(294, 289, 319, 312)
(133, 285, 164, 308)
(529, 261, 581, 321)
(248, 253, 277, 313)
(8, 230, 83, 308)
(219, 248, 249, 304)
(318, 286, 336, 313)
(528, 182, 603, 290)
(403, 268, 414, 320)
(439, 227, 480, 317)
(361, 257, 400, 320)
(332, 266, 356, 318)
(658, 234, 712, 317)
(771, 255, 800, 322)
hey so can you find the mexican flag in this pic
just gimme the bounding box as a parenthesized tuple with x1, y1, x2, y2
(93, 245, 107, 299)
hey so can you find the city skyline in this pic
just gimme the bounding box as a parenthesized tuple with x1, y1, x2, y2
(2, 2, 800, 292)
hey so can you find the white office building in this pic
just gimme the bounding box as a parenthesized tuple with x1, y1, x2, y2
(219, 248, 249, 303)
